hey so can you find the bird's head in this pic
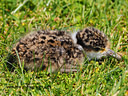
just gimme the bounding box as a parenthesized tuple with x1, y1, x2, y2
(75, 27, 122, 60)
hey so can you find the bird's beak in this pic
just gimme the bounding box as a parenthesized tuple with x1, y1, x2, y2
(106, 49, 122, 60)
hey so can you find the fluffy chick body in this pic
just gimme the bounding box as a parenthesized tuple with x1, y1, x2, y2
(10, 30, 84, 72)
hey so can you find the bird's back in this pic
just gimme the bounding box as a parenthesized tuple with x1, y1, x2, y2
(9, 30, 84, 72)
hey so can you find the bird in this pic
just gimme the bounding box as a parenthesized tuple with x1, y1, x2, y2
(7, 27, 122, 73)
(7, 30, 84, 72)
(75, 27, 122, 60)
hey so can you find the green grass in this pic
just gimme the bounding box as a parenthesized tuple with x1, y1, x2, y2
(0, 0, 128, 95)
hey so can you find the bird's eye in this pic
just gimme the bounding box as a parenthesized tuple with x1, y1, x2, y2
(95, 48, 100, 51)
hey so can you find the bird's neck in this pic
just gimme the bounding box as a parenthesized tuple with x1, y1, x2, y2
(70, 31, 78, 44)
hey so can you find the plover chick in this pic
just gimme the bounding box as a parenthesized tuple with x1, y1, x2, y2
(75, 27, 122, 60)
(8, 30, 84, 72)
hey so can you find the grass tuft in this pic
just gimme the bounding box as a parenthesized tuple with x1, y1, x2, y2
(0, 0, 128, 95)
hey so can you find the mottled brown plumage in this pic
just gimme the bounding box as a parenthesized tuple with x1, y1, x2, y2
(9, 30, 84, 72)
(76, 27, 121, 60)
(76, 27, 109, 51)
(7, 27, 121, 72)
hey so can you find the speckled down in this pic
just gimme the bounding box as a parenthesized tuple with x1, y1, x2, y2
(10, 30, 84, 72)
(76, 27, 109, 52)
(76, 27, 121, 60)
